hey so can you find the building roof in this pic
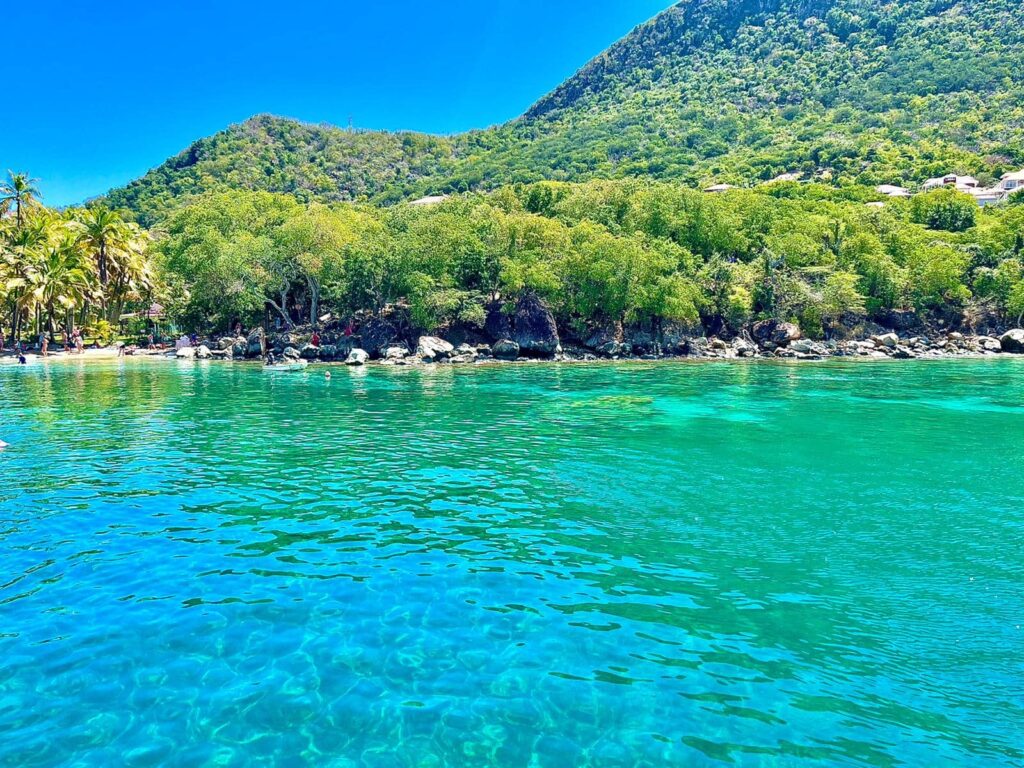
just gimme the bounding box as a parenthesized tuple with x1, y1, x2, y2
(923, 174, 979, 190)
(704, 183, 735, 193)
(409, 195, 449, 206)
(1000, 169, 1024, 182)
(876, 184, 910, 197)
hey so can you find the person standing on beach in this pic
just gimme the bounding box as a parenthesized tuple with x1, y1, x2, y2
(0, 329, 5, 353)
(39, 331, 48, 358)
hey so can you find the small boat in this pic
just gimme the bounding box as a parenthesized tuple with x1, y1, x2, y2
(263, 360, 308, 373)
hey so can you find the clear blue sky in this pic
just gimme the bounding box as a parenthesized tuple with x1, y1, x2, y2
(3, 0, 674, 207)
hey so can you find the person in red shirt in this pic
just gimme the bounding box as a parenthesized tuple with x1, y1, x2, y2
(311, 330, 321, 348)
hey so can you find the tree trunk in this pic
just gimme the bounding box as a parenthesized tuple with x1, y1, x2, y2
(308, 276, 321, 327)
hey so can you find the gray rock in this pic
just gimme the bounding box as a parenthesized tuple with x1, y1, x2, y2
(196, 345, 212, 360)
(175, 347, 196, 359)
(282, 346, 301, 360)
(484, 302, 512, 342)
(596, 341, 630, 357)
(1000, 329, 1024, 353)
(872, 333, 900, 349)
(345, 348, 369, 366)
(300, 344, 320, 360)
(217, 336, 236, 351)
(892, 345, 916, 359)
(492, 339, 520, 360)
(752, 320, 802, 347)
(512, 292, 560, 357)
(231, 341, 247, 359)
(360, 319, 400, 358)
(416, 336, 455, 362)
(382, 345, 409, 361)
(246, 328, 266, 358)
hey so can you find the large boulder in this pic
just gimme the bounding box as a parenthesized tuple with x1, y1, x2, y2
(217, 336, 236, 351)
(584, 326, 618, 351)
(175, 347, 196, 359)
(492, 339, 520, 361)
(484, 301, 512, 342)
(1000, 329, 1024, 353)
(345, 348, 369, 366)
(246, 328, 266, 358)
(360, 318, 400, 358)
(231, 339, 248, 359)
(300, 344, 320, 360)
(596, 341, 629, 358)
(382, 345, 409, 361)
(196, 345, 212, 360)
(513, 292, 560, 357)
(319, 344, 338, 362)
(752, 320, 802, 348)
(282, 346, 301, 361)
(872, 333, 900, 349)
(417, 336, 454, 362)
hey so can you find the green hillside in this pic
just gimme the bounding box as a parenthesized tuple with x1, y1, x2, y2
(107, 0, 1024, 224)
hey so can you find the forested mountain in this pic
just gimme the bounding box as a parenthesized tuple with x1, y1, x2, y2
(106, 0, 1024, 224)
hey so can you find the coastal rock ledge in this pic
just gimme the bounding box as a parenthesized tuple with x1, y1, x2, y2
(1000, 329, 1024, 353)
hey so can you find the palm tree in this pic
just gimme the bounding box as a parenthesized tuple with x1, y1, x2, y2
(76, 206, 130, 300)
(0, 172, 41, 228)
(26, 228, 95, 339)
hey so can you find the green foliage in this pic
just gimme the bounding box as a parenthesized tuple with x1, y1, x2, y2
(148, 179, 1024, 337)
(910, 189, 978, 232)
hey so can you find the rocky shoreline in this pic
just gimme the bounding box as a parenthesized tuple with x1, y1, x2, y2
(174, 319, 1024, 368)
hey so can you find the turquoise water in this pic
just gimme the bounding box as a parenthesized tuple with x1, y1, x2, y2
(1, 358, 1022, 767)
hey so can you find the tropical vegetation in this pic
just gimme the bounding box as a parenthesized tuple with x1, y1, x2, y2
(1, 172, 156, 344)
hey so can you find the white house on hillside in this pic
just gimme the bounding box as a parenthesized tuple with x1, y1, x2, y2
(876, 184, 910, 198)
(922, 174, 980, 191)
(998, 170, 1024, 195)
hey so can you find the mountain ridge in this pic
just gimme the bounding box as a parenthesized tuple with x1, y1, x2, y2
(105, 0, 1024, 224)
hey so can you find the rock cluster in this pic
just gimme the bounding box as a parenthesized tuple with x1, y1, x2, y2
(170, 311, 1024, 368)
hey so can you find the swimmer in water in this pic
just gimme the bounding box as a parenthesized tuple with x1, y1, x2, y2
(325, 371, 332, 380)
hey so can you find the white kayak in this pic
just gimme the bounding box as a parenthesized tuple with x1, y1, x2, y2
(263, 361, 308, 373)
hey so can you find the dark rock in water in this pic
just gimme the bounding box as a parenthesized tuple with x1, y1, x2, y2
(217, 336, 236, 351)
(246, 328, 266, 358)
(625, 328, 657, 355)
(752, 320, 802, 347)
(513, 293, 560, 357)
(892, 345, 916, 359)
(231, 340, 247, 359)
(485, 302, 512, 342)
(300, 344, 320, 360)
(381, 345, 409, 361)
(282, 346, 301, 360)
(360, 318, 400, 358)
(596, 341, 629, 358)
(1000, 329, 1024, 353)
(319, 344, 338, 361)
(585, 326, 618, 351)
(492, 339, 520, 360)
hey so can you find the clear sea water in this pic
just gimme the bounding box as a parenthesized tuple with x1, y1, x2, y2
(1, 358, 1022, 767)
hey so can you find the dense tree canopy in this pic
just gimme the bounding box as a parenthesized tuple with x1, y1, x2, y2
(152, 180, 1024, 340)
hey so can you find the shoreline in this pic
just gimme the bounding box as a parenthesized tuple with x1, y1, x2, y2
(3, 346, 1020, 369)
